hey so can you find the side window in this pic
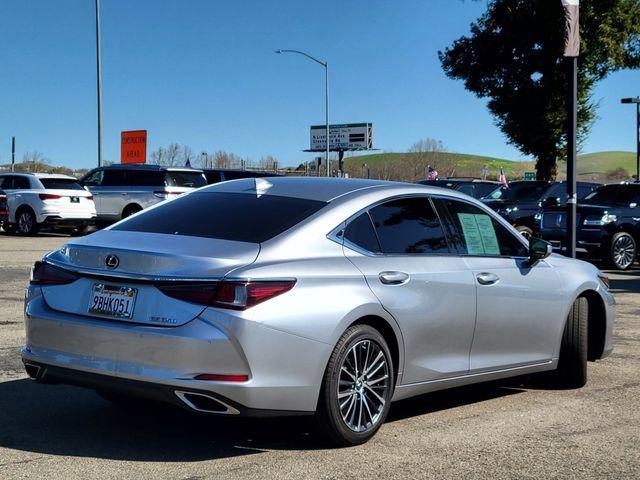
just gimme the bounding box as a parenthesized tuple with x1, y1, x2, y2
(434, 198, 528, 257)
(368, 197, 449, 254)
(343, 212, 381, 253)
(577, 184, 597, 199)
(13, 177, 31, 189)
(102, 170, 127, 187)
(0, 176, 12, 189)
(205, 171, 222, 184)
(543, 183, 565, 203)
(83, 170, 104, 186)
(456, 184, 476, 197)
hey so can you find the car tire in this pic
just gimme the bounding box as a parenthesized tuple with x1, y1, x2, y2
(556, 296, 588, 389)
(610, 232, 636, 270)
(315, 324, 394, 447)
(15, 208, 39, 236)
(516, 225, 533, 240)
(121, 205, 142, 219)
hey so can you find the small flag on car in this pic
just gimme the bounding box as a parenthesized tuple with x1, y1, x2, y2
(561, 0, 580, 57)
(499, 168, 509, 189)
(427, 166, 438, 180)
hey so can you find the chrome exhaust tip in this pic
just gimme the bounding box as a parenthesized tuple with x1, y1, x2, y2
(174, 391, 240, 415)
(24, 363, 42, 380)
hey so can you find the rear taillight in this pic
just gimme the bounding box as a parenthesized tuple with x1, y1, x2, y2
(39, 194, 62, 201)
(86, 195, 94, 200)
(158, 280, 295, 310)
(30, 261, 79, 285)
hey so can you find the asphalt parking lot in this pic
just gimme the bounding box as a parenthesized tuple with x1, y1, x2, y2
(1, 235, 639, 479)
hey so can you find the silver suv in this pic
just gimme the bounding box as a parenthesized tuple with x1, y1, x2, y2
(80, 165, 207, 224)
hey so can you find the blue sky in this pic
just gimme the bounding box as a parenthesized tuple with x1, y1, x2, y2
(1, 0, 638, 169)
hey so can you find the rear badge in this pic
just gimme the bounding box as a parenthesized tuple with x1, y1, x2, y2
(105, 254, 119, 269)
(149, 315, 179, 325)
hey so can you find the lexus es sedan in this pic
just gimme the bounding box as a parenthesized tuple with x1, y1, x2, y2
(22, 177, 614, 446)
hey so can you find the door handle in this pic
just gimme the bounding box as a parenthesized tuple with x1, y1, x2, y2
(476, 272, 500, 286)
(379, 271, 410, 285)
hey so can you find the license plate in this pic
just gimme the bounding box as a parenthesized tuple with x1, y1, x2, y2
(70, 197, 80, 203)
(88, 283, 137, 319)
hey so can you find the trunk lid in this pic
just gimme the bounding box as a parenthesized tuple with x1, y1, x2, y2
(41, 230, 260, 326)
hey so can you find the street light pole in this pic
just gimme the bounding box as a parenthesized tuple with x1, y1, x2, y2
(95, 0, 103, 168)
(621, 97, 640, 180)
(275, 49, 330, 177)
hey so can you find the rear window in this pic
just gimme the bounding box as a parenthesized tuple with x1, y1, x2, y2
(165, 171, 207, 188)
(111, 192, 327, 243)
(39, 178, 85, 190)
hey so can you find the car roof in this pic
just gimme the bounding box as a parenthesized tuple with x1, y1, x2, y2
(200, 176, 472, 202)
(97, 164, 203, 173)
(0, 172, 78, 180)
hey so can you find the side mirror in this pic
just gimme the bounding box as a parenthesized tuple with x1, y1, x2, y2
(630, 202, 638, 209)
(527, 237, 552, 267)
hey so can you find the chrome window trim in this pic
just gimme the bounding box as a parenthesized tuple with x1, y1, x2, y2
(328, 192, 531, 261)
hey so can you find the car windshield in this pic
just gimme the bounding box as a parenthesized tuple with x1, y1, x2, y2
(39, 178, 85, 190)
(582, 185, 640, 206)
(486, 182, 549, 202)
(165, 171, 207, 188)
(112, 192, 327, 243)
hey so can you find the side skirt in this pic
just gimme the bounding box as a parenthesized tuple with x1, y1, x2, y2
(392, 360, 557, 402)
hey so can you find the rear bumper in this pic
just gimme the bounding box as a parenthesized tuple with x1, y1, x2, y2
(22, 287, 331, 414)
(43, 216, 96, 228)
(21, 360, 309, 417)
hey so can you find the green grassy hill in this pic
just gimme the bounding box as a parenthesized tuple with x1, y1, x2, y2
(344, 150, 636, 182)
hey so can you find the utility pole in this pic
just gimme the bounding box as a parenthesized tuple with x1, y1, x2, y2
(562, 0, 580, 258)
(11, 137, 15, 172)
(621, 97, 640, 180)
(95, 0, 103, 167)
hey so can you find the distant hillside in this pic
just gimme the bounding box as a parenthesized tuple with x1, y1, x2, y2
(344, 150, 636, 182)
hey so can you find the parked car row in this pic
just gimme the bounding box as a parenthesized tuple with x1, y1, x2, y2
(0, 165, 279, 235)
(418, 176, 640, 270)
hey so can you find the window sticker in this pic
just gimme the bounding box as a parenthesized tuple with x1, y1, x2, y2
(457, 213, 501, 256)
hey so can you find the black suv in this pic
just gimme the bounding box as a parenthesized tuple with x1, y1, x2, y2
(416, 178, 499, 199)
(482, 180, 601, 238)
(538, 183, 640, 270)
(203, 169, 281, 185)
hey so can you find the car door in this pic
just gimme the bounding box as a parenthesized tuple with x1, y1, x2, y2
(82, 169, 105, 215)
(99, 170, 128, 219)
(434, 197, 563, 373)
(340, 196, 477, 385)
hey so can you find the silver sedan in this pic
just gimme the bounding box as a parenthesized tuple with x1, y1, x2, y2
(21, 177, 615, 446)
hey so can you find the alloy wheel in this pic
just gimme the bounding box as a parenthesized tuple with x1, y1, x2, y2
(337, 339, 390, 433)
(18, 212, 33, 234)
(613, 235, 635, 269)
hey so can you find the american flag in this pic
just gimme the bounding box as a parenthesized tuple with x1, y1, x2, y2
(427, 166, 438, 180)
(499, 168, 509, 188)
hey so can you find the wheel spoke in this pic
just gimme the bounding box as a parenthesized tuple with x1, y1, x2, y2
(364, 383, 385, 405)
(366, 374, 388, 387)
(340, 366, 356, 381)
(338, 389, 357, 399)
(363, 352, 383, 377)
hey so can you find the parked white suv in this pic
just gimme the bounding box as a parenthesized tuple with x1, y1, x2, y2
(0, 173, 96, 235)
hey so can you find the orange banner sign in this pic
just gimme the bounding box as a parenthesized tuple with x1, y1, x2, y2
(121, 130, 147, 164)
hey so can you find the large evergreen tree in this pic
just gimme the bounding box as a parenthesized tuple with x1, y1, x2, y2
(439, 0, 640, 180)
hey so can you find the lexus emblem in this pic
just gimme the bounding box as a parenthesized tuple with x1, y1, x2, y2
(105, 254, 119, 269)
